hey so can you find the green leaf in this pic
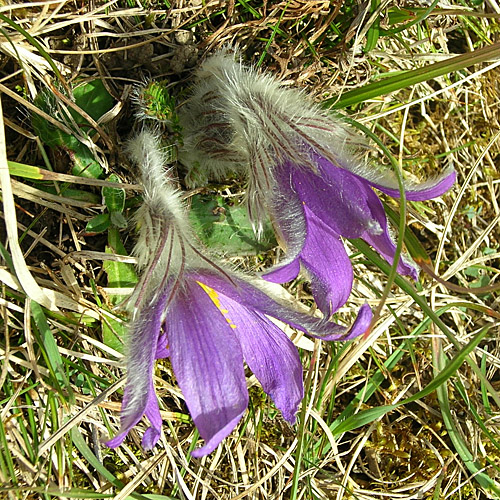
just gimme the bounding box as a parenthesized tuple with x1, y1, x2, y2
(70, 428, 154, 500)
(31, 301, 74, 401)
(103, 173, 125, 213)
(103, 229, 138, 291)
(364, 0, 381, 53)
(102, 257, 137, 289)
(101, 318, 128, 354)
(110, 211, 128, 229)
(73, 80, 114, 123)
(189, 194, 276, 256)
(7, 160, 44, 180)
(101, 229, 137, 353)
(32, 80, 114, 178)
(86, 213, 111, 233)
(33, 80, 113, 134)
(136, 80, 181, 132)
(70, 142, 104, 178)
(31, 93, 77, 148)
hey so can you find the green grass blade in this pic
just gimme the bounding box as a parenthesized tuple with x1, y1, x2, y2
(290, 344, 318, 500)
(384, 203, 431, 263)
(364, 0, 381, 52)
(0, 13, 66, 89)
(383, 0, 440, 35)
(31, 301, 74, 401)
(352, 238, 500, 408)
(326, 41, 500, 109)
(7, 160, 45, 179)
(0, 487, 113, 498)
(257, 1, 290, 67)
(331, 325, 489, 436)
(0, 417, 17, 486)
(70, 428, 152, 500)
(434, 347, 500, 496)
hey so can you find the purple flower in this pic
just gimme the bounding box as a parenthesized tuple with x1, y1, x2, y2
(262, 154, 456, 316)
(105, 131, 372, 457)
(178, 50, 456, 317)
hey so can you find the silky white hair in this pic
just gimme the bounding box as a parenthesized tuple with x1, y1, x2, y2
(178, 49, 454, 232)
(127, 129, 198, 308)
(177, 49, 363, 230)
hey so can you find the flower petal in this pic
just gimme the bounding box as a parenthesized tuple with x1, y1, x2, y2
(106, 290, 168, 449)
(155, 332, 170, 359)
(300, 207, 353, 316)
(205, 288, 304, 423)
(262, 258, 301, 284)
(289, 160, 382, 239)
(354, 164, 456, 201)
(262, 179, 306, 283)
(361, 186, 419, 280)
(166, 281, 248, 457)
(267, 167, 307, 266)
(191, 269, 367, 340)
(309, 302, 372, 341)
(237, 313, 303, 423)
(141, 378, 162, 449)
(312, 155, 418, 279)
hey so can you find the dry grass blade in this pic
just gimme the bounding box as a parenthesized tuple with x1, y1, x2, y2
(0, 1, 498, 499)
(0, 98, 56, 310)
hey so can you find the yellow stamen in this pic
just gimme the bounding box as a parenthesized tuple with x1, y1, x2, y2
(197, 281, 237, 329)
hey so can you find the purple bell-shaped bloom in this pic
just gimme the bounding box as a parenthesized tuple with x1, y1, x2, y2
(178, 50, 456, 317)
(105, 131, 371, 457)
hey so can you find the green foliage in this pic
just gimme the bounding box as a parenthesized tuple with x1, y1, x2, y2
(85, 213, 112, 233)
(330, 325, 490, 436)
(136, 81, 181, 133)
(31, 301, 74, 401)
(86, 174, 127, 233)
(103, 173, 127, 229)
(189, 194, 276, 256)
(32, 80, 114, 177)
(102, 228, 138, 352)
(326, 41, 500, 109)
(72, 80, 114, 122)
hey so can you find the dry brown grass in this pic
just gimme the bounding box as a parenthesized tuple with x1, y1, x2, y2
(0, 1, 499, 499)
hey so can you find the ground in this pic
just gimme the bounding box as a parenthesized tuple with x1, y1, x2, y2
(0, 1, 499, 499)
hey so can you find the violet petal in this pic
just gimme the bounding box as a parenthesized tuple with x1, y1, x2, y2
(365, 168, 456, 201)
(166, 281, 248, 457)
(361, 183, 419, 280)
(263, 175, 306, 283)
(313, 155, 419, 279)
(106, 290, 168, 449)
(262, 258, 301, 284)
(156, 332, 170, 359)
(266, 168, 308, 273)
(210, 288, 304, 423)
(308, 302, 372, 341)
(191, 269, 367, 340)
(238, 314, 303, 423)
(142, 378, 163, 449)
(301, 207, 354, 316)
(290, 161, 382, 239)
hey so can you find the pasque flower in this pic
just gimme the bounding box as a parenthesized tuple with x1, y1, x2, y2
(178, 50, 456, 317)
(106, 130, 371, 457)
